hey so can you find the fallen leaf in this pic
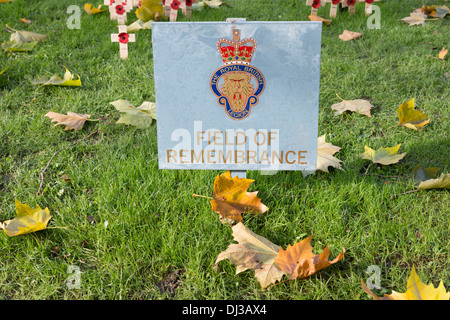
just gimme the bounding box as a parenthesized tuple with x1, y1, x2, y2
(316, 134, 344, 173)
(215, 222, 285, 289)
(84, 3, 106, 14)
(417, 173, 450, 190)
(0, 0, 16, 3)
(136, 0, 163, 22)
(438, 47, 448, 60)
(308, 14, 331, 26)
(361, 144, 407, 166)
(0, 198, 52, 237)
(110, 100, 156, 128)
(275, 236, 345, 279)
(339, 30, 362, 41)
(193, 0, 228, 10)
(127, 19, 153, 32)
(30, 68, 81, 87)
(207, 171, 268, 224)
(331, 96, 373, 117)
(1, 40, 38, 52)
(5, 25, 47, 43)
(45, 111, 91, 131)
(20, 18, 31, 24)
(30, 68, 81, 100)
(401, 12, 427, 26)
(411, 165, 439, 187)
(397, 98, 429, 130)
(421, 5, 450, 18)
(362, 265, 450, 300)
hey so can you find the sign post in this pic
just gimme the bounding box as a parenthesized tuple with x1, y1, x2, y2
(152, 21, 322, 178)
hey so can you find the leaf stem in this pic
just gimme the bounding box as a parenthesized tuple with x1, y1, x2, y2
(335, 93, 346, 101)
(389, 189, 421, 200)
(364, 163, 374, 175)
(192, 194, 213, 200)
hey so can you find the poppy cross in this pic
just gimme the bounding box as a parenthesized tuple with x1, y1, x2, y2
(111, 25, 135, 59)
(105, 0, 134, 24)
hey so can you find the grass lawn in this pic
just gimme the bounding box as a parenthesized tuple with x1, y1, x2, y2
(0, 0, 449, 300)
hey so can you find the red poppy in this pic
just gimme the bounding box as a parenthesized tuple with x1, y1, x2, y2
(186, 0, 193, 6)
(365, 0, 374, 3)
(118, 32, 129, 44)
(171, 0, 180, 10)
(115, 4, 125, 15)
(312, 0, 321, 9)
(332, 0, 340, 4)
(110, 0, 115, 5)
(347, 0, 356, 5)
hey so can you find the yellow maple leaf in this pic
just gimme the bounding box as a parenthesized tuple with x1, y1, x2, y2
(362, 265, 450, 300)
(397, 98, 430, 130)
(84, 4, 106, 15)
(1, 199, 52, 236)
(361, 144, 407, 166)
(194, 171, 268, 224)
(136, 0, 163, 22)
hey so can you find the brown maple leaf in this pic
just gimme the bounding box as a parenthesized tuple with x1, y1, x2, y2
(214, 222, 285, 289)
(195, 171, 268, 224)
(275, 236, 345, 279)
(45, 111, 92, 131)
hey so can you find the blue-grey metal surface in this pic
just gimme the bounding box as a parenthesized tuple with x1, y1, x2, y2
(153, 21, 322, 171)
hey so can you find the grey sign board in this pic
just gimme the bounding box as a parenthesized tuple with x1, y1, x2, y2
(152, 21, 322, 172)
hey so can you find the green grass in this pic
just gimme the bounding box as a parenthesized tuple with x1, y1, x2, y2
(0, 0, 449, 300)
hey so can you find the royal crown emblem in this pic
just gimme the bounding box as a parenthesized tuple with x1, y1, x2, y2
(210, 29, 265, 120)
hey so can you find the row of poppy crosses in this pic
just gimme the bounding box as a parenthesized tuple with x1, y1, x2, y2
(108, 0, 199, 59)
(306, 0, 381, 18)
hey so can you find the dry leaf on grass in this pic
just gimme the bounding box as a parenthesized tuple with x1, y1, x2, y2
(362, 266, 449, 300)
(215, 224, 345, 289)
(275, 235, 345, 280)
(331, 95, 374, 117)
(361, 144, 406, 166)
(110, 100, 156, 128)
(127, 19, 153, 32)
(215, 222, 285, 289)
(45, 111, 92, 131)
(210, 171, 268, 224)
(438, 47, 448, 60)
(308, 15, 331, 26)
(339, 30, 362, 41)
(135, 0, 163, 22)
(316, 134, 344, 173)
(397, 98, 429, 130)
(0, 199, 52, 237)
(401, 12, 427, 26)
(84, 4, 106, 14)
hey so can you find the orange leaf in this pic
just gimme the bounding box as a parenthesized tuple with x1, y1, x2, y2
(308, 15, 331, 26)
(210, 171, 268, 224)
(275, 236, 345, 279)
(45, 111, 91, 131)
(438, 47, 448, 60)
(339, 30, 362, 41)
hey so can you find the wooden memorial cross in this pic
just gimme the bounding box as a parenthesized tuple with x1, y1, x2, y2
(306, 0, 327, 16)
(163, 0, 197, 22)
(105, 0, 134, 24)
(111, 25, 135, 59)
(329, 0, 340, 18)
